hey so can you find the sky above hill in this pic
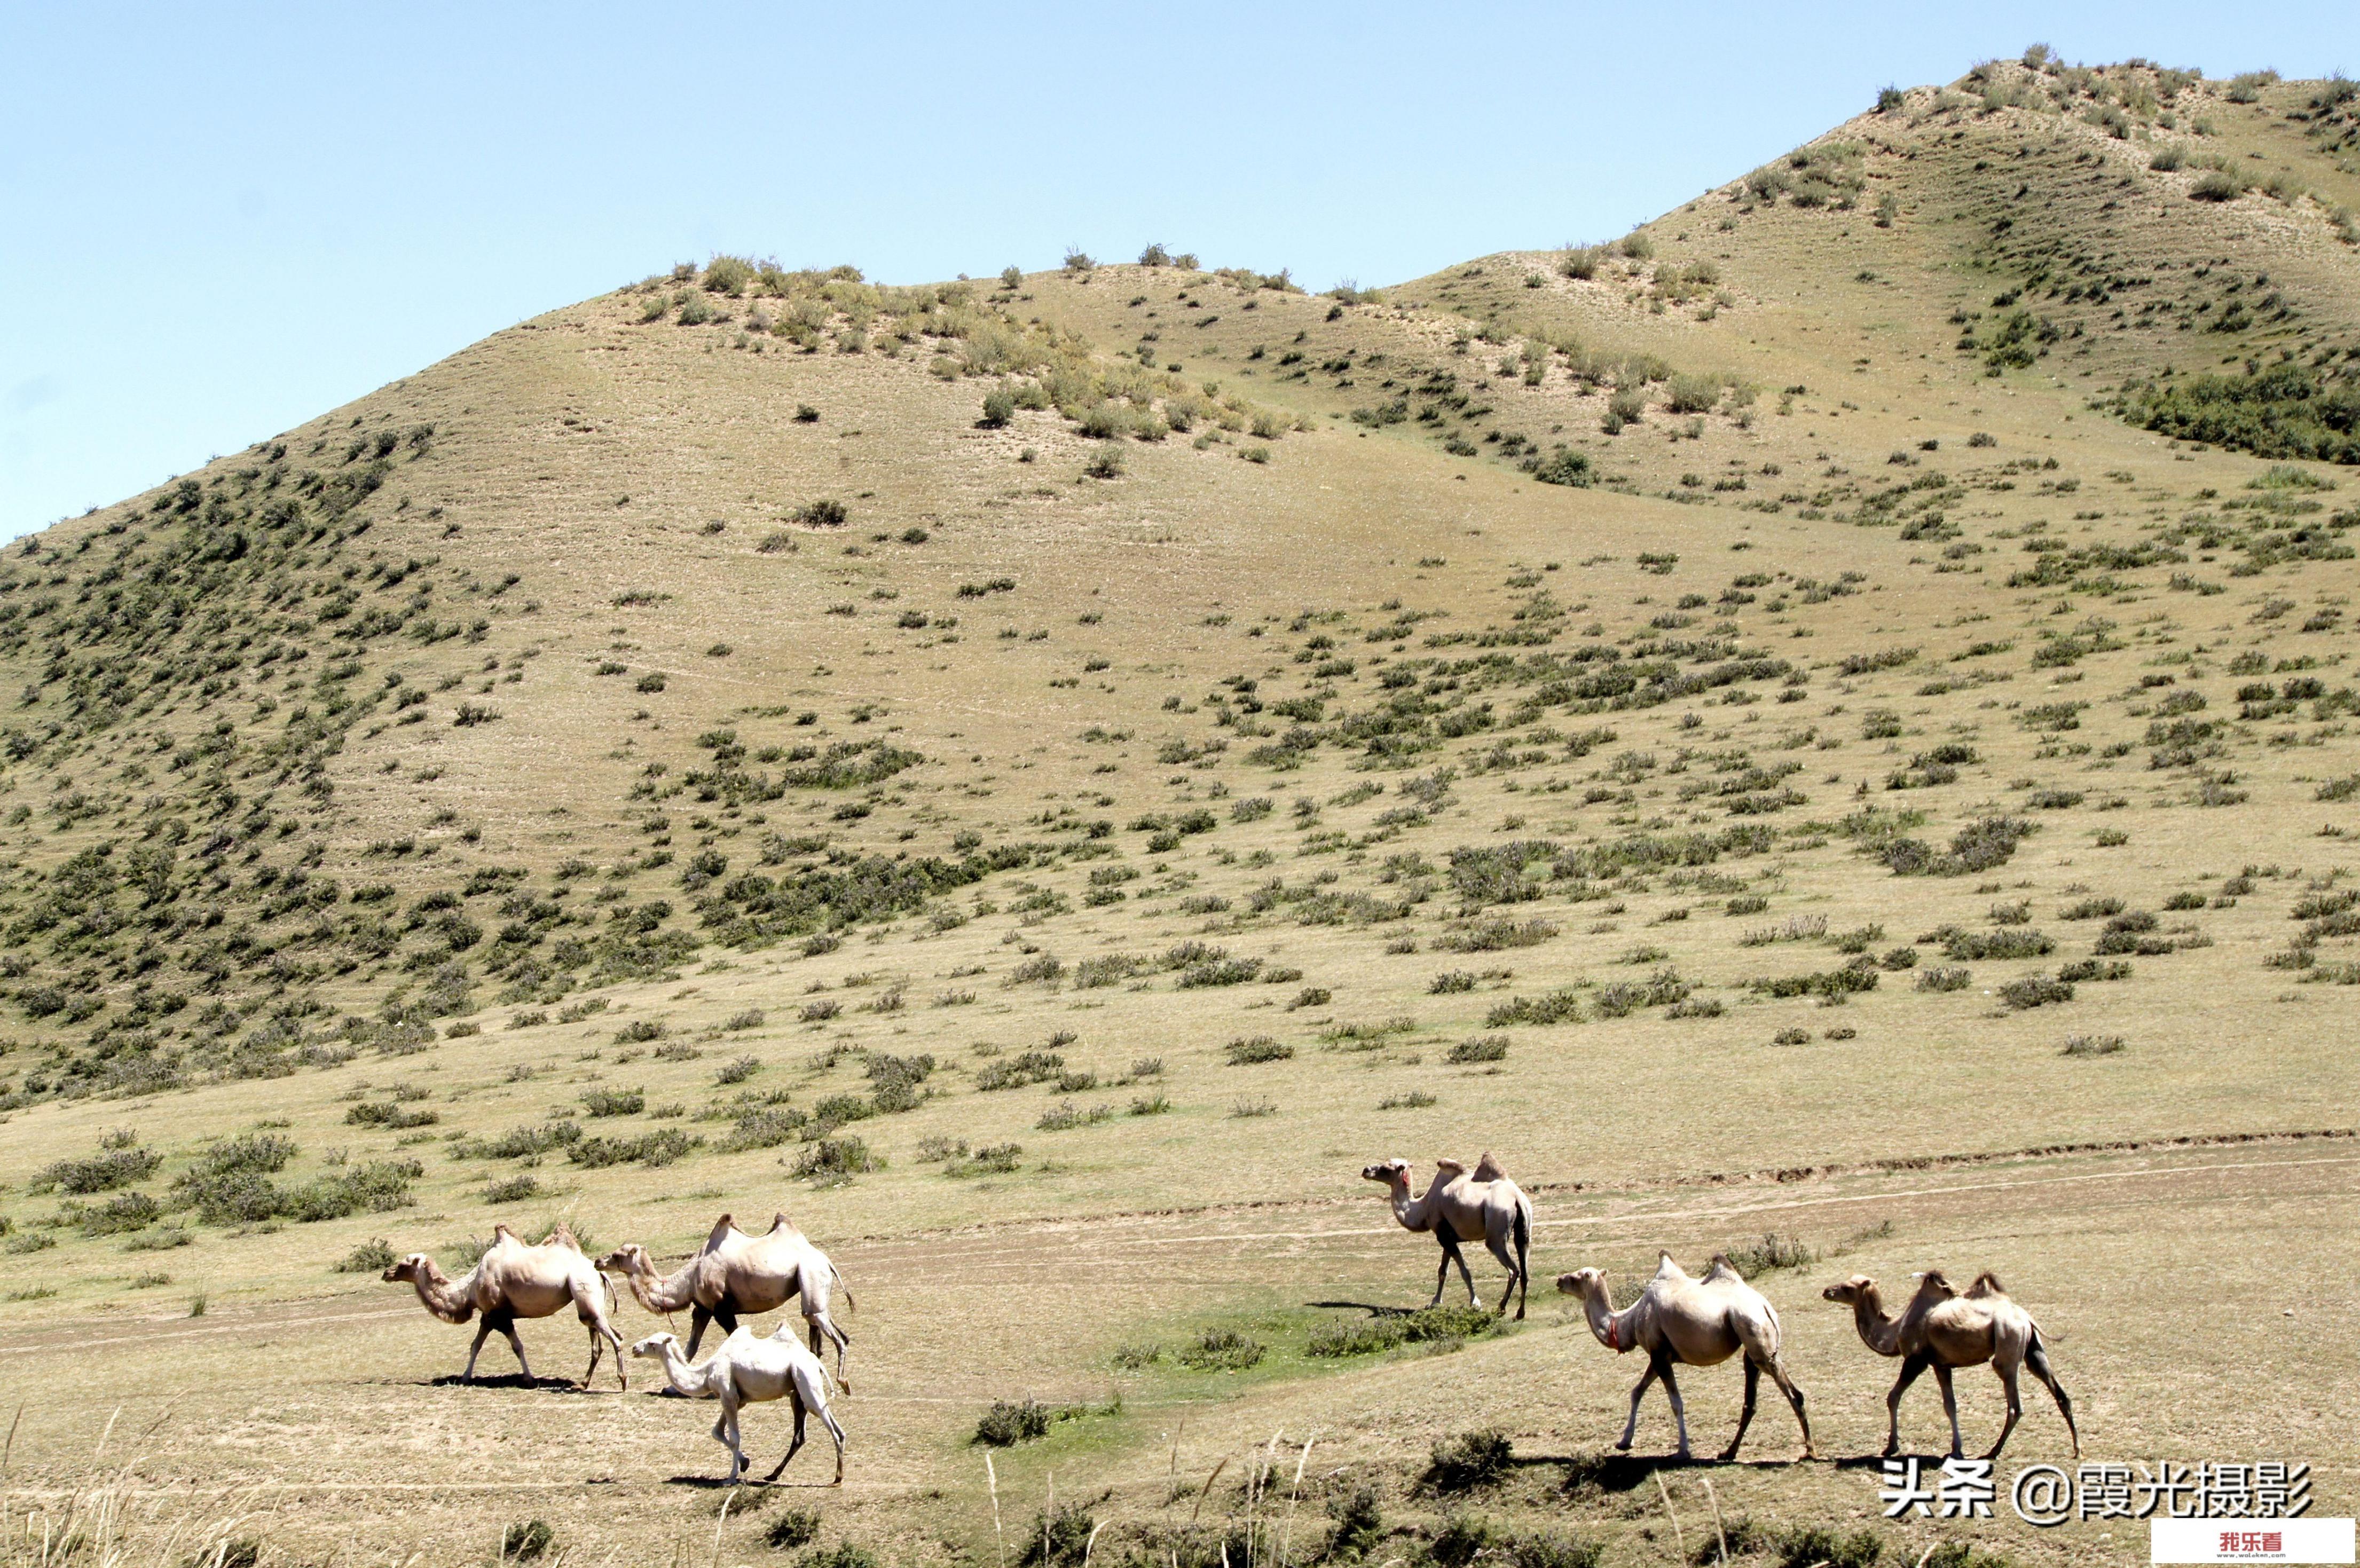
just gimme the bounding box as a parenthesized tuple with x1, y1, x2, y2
(4, 1, 2355, 540)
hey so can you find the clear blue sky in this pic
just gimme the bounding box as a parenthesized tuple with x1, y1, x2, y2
(4, 1, 2353, 539)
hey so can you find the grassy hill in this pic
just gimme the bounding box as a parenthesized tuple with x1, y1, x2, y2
(2, 52, 2357, 1568)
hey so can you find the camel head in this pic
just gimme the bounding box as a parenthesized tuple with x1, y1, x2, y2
(597, 1243, 654, 1277)
(382, 1252, 439, 1286)
(629, 1332, 681, 1362)
(1822, 1274, 1876, 1305)
(1555, 1266, 1606, 1300)
(1359, 1157, 1412, 1189)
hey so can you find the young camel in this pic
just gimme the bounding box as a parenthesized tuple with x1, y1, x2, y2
(633, 1325, 846, 1486)
(1360, 1154, 1533, 1319)
(383, 1223, 626, 1389)
(1823, 1270, 2078, 1461)
(1558, 1254, 1813, 1462)
(597, 1211, 854, 1383)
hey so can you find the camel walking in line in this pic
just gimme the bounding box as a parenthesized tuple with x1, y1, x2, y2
(1823, 1270, 2078, 1461)
(1558, 1254, 1813, 1462)
(599, 1211, 853, 1382)
(1361, 1154, 1533, 1318)
(633, 1325, 846, 1486)
(383, 1222, 626, 1389)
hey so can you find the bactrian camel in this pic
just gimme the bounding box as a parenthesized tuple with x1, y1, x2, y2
(1558, 1254, 1813, 1462)
(633, 1325, 846, 1486)
(599, 1212, 853, 1382)
(1823, 1270, 2078, 1461)
(1361, 1154, 1533, 1318)
(382, 1222, 626, 1389)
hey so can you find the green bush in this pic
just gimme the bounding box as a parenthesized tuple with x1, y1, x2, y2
(1446, 1034, 1509, 1064)
(980, 388, 1016, 428)
(794, 1137, 878, 1179)
(973, 1398, 1056, 1446)
(766, 1509, 822, 1550)
(500, 1521, 555, 1562)
(1176, 1327, 1264, 1370)
(1423, 1429, 1513, 1492)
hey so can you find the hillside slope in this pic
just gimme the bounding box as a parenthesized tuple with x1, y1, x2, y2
(2, 57, 2357, 1321)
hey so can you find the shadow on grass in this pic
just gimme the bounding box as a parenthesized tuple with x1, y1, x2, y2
(1556, 1451, 1810, 1494)
(424, 1372, 597, 1393)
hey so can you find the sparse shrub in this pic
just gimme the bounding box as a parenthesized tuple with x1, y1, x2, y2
(1915, 965, 1971, 992)
(766, 1509, 822, 1550)
(336, 1238, 397, 1273)
(1424, 1429, 1514, 1493)
(500, 1520, 554, 1562)
(2062, 1033, 2125, 1057)
(794, 1137, 878, 1179)
(1999, 973, 2074, 1011)
(1722, 1233, 1815, 1277)
(1225, 1035, 1293, 1065)
(1447, 1035, 1509, 1064)
(1176, 1326, 1265, 1370)
(973, 1398, 1056, 1446)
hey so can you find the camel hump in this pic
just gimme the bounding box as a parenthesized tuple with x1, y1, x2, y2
(1471, 1151, 1509, 1183)
(705, 1214, 739, 1249)
(1651, 1251, 1687, 1283)
(548, 1222, 579, 1250)
(769, 1211, 803, 1235)
(1702, 1254, 1744, 1285)
(1433, 1157, 1467, 1176)
(1916, 1269, 1958, 1300)
(491, 1223, 517, 1240)
(1966, 1270, 2007, 1298)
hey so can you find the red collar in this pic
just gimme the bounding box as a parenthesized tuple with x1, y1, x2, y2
(1605, 1313, 1622, 1353)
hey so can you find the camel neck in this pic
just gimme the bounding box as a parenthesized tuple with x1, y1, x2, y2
(1582, 1283, 1626, 1351)
(1852, 1290, 1902, 1354)
(411, 1267, 474, 1323)
(1391, 1179, 1433, 1231)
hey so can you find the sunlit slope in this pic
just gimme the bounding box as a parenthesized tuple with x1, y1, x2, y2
(1, 65, 2358, 1320)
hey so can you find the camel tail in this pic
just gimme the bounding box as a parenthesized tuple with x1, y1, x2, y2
(831, 1261, 855, 1314)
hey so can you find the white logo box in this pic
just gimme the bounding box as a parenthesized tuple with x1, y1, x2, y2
(2153, 1519, 2355, 1563)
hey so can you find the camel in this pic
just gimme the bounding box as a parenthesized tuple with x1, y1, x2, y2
(1823, 1270, 2078, 1461)
(633, 1325, 846, 1486)
(598, 1211, 853, 1382)
(382, 1223, 626, 1389)
(1557, 1254, 1813, 1462)
(1360, 1153, 1533, 1319)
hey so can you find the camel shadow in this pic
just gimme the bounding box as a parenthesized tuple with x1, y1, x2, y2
(1306, 1300, 1423, 1318)
(426, 1372, 593, 1393)
(663, 1474, 837, 1491)
(1556, 1452, 1803, 1494)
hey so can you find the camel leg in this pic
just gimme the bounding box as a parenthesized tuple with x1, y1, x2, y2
(1437, 1231, 1478, 1307)
(807, 1309, 851, 1390)
(685, 1304, 715, 1360)
(1429, 1236, 1453, 1309)
(1984, 1361, 2024, 1463)
(765, 1388, 808, 1483)
(714, 1385, 746, 1484)
(1482, 1227, 1519, 1319)
(1931, 1362, 1964, 1460)
(814, 1391, 847, 1485)
(577, 1289, 626, 1391)
(1513, 1210, 1530, 1321)
(500, 1317, 533, 1382)
(1765, 1353, 1812, 1460)
(1618, 1354, 1664, 1452)
(2025, 1334, 2079, 1459)
(1884, 1354, 1932, 1457)
(1720, 1358, 1760, 1463)
(462, 1318, 496, 1382)
(1660, 1360, 1692, 1460)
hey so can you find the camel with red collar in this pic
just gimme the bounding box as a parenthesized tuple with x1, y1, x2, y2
(1557, 1252, 1812, 1462)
